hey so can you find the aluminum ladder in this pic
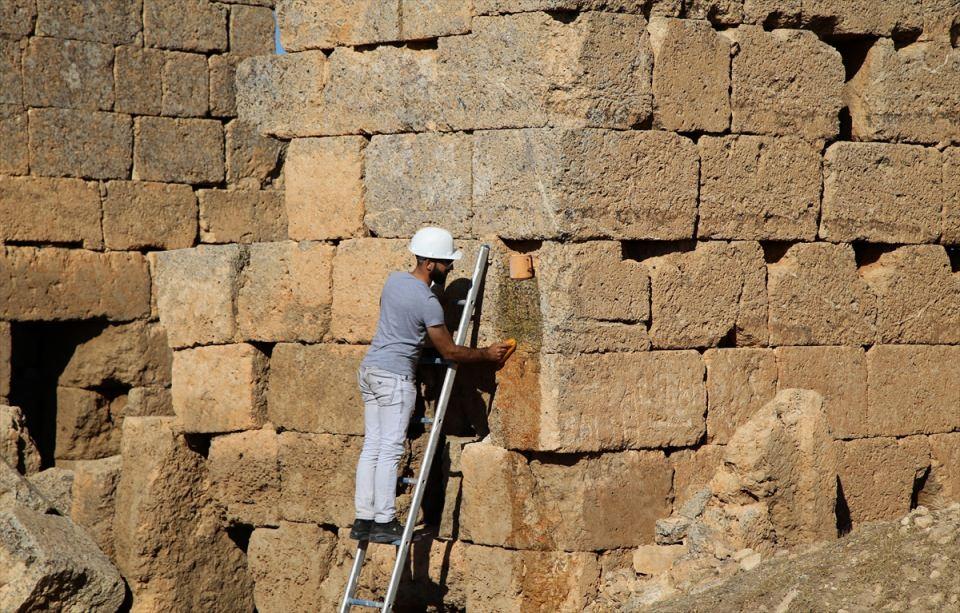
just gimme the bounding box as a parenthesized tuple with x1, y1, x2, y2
(339, 244, 490, 613)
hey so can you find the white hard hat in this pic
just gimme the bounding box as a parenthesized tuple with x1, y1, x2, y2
(409, 227, 462, 261)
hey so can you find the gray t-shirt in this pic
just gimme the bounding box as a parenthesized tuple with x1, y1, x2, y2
(361, 272, 446, 377)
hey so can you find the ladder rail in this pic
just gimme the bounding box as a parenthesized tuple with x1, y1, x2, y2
(381, 244, 490, 613)
(338, 541, 369, 613)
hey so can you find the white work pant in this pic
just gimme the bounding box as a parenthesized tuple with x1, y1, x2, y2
(354, 366, 417, 523)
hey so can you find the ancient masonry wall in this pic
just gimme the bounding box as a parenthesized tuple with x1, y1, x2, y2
(1, 0, 960, 611)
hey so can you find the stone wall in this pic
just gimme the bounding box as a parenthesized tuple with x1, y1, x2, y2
(2, 0, 960, 610)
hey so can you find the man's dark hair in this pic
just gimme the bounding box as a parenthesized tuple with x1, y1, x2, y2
(416, 256, 452, 266)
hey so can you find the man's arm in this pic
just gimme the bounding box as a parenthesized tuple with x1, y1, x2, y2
(427, 325, 511, 363)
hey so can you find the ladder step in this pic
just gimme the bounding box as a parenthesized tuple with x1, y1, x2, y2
(419, 356, 454, 366)
(456, 299, 467, 306)
(420, 417, 433, 425)
(347, 597, 385, 608)
(400, 477, 417, 485)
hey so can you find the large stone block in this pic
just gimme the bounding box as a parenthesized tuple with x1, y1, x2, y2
(70, 455, 121, 560)
(475, 0, 647, 13)
(226, 120, 284, 188)
(0, 106, 27, 176)
(103, 180, 197, 250)
(859, 246, 960, 344)
(0, 40, 21, 106)
(645, 241, 767, 348)
(0, 405, 40, 475)
(836, 436, 930, 523)
(278, 432, 362, 526)
(276, 0, 400, 50)
(36, 0, 141, 44)
(0, 327, 8, 404)
(114, 45, 164, 115)
(22, 37, 113, 110)
(55, 387, 119, 461)
(402, 0, 472, 39)
(0, 0, 35, 37)
(134, 116, 224, 184)
(0, 459, 51, 513)
(365, 132, 473, 238)
(767, 242, 877, 345)
(125, 386, 174, 417)
(248, 522, 340, 612)
(867, 345, 960, 437)
(115, 417, 254, 611)
(267, 343, 365, 434)
(929, 433, 960, 503)
(670, 444, 725, 505)
(230, 4, 275, 56)
(946, 147, 960, 244)
(199, 189, 286, 244)
(172, 344, 268, 433)
(473, 129, 698, 240)
(29, 109, 132, 180)
(155, 245, 244, 348)
(285, 136, 366, 240)
(209, 54, 242, 117)
(491, 351, 706, 452)
(0, 506, 125, 612)
(821, 142, 942, 244)
(144, 0, 228, 52)
(208, 428, 280, 526)
(698, 135, 820, 240)
(648, 17, 730, 132)
(161, 51, 209, 117)
(801, 0, 922, 36)
(704, 348, 777, 444)
(847, 39, 960, 144)
(776, 346, 868, 440)
(726, 25, 844, 140)
(59, 322, 172, 389)
(0, 247, 151, 321)
(27, 468, 72, 516)
(236, 241, 334, 342)
(0, 176, 102, 249)
(461, 441, 673, 550)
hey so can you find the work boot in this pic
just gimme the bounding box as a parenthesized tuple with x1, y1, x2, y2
(369, 519, 403, 544)
(349, 518, 373, 541)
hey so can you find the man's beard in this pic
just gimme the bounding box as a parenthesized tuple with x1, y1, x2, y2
(429, 267, 449, 285)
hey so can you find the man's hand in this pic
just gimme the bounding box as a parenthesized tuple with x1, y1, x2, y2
(484, 341, 513, 363)
(427, 326, 516, 364)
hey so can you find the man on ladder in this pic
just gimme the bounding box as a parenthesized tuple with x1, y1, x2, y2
(349, 227, 512, 545)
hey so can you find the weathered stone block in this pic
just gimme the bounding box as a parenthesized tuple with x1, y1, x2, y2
(821, 142, 942, 244)
(209, 54, 242, 117)
(0, 459, 51, 513)
(0, 176, 102, 249)
(285, 136, 366, 240)
(236, 241, 333, 342)
(276, 0, 400, 50)
(698, 135, 820, 240)
(155, 245, 243, 348)
(0, 0, 36, 37)
(767, 243, 877, 345)
(837, 437, 930, 523)
(162, 51, 209, 117)
(172, 344, 268, 433)
(126, 386, 174, 417)
(867, 345, 960, 437)
(27, 467, 73, 515)
(55, 387, 119, 461)
(230, 5, 276, 56)
(859, 246, 960, 344)
(684, 0, 743, 23)
(115, 45, 164, 115)
(134, 116, 224, 184)
(330, 239, 411, 343)
(29, 108, 132, 180)
(0, 506, 125, 612)
(365, 133, 473, 238)
(461, 441, 673, 550)
(776, 346, 868, 440)
(0, 247, 151, 321)
(278, 432, 362, 526)
(492, 351, 706, 451)
(648, 17, 730, 132)
(475, 0, 646, 13)
(805, 0, 922, 36)
(473, 129, 697, 240)
(670, 444, 725, 505)
(144, 0, 228, 52)
(36, 0, 141, 44)
(59, 322, 172, 389)
(645, 241, 767, 348)
(929, 433, 960, 503)
(22, 37, 113, 110)
(0, 327, 8, 404)
(704, 348, 777, 444)
(847, 39, 960, 144)
(0, 106, 27, 175)
(464, 544, 600, 611)
(226, 120, 283, 187)
(199, 189, 286, 244)
(70, 455, 121, 559)
(727, 25, 844, 140)
(268, 343, 365, 434)
(115, 417, 254, 611)
(248, 522, 340, 612)
(945, 147, 960, 244)
(208, 428, 280, 526)
(0, 40, 21, 106)
(0, 405, 39, 475)
(103, 180, 197, 250)
(401, 0, 472, 39)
